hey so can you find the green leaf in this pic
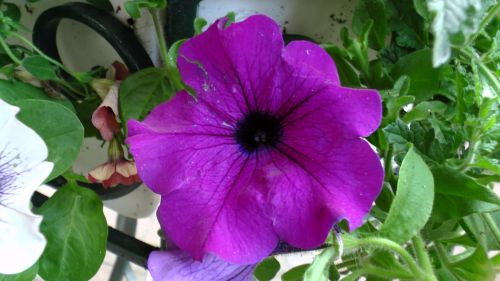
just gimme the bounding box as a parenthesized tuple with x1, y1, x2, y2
(304, 247, 336, 281)
(383, 119, 413, 145)
(72, 71, 93, 83)
(431, 193, 499, 223)
(194, 17, 208, 35)
(124, 1, 141, 19)
(448, 247, 495, 281)
(36, 182, 108, 281)
(402, 101, 447, 122)
(124, 0, 167, 19)
(428, 0, 496, 66)
(462, 213, 500, 251)
(16, 100, 84, 180)
(433, 167, 500, 205)
(0, 79, 75, 112)
(2, 3, 21, 23)
(254, 257, 280, 281)
(0, 262, 38, 281)
(391, 49, 443, 102)
(352, 0, 387, 50)
(166, 39, 187, 91)
(21, 55, 58, 81)
(471, 155, 500, 176)
(119, 67, 173, 127)
(323, 45, 361, 87)
(381, 147, 434, 244)
(281, 264, 310, 281)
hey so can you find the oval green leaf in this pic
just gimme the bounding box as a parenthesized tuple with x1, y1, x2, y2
(0, 79, 75, 112)
(16, 100, 84, 180)
(381, 146, 434, 244)
(22, 55, 58, 81)
(281, 264, 310, 281)
(119, 67, 173, 128)
(36, 183, 108, 281)
(254, 257, 280, 281)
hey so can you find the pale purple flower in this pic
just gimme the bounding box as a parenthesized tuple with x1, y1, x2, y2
(128, 15, 383, 264)
(148, 251, 254, 281)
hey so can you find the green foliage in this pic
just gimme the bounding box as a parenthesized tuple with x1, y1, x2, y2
(253, 257, 280, 281)
(0, 0, 497, 280)
(428, 0, 498, 66)
(124, 0, 167, 19)
(281, 264, 310, 281)
(119, 67, 173, 128)
(390, 49, 443, 102)
(36, 182, 108, 281)
(22, 55, 58, 80)
(381, 147, 434, 244)
(0, 79, 74, 112)
(16, 100, 84, 180)
(0, 263, 38, 281)
(352, 0, 387, 50)
(194, 17, 208, 35)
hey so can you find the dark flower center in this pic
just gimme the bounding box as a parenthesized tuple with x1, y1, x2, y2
(235, 111, 283, 153)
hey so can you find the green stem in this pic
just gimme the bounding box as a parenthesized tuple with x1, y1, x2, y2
(412, 235, 435, 278)
(353, 237, 431, 281)
(481, 213, 500, 246)
(457, 133, 480, 171)
(0, 36, 22, 65)
(148, 8, 169, 67)
(9, 32, 76, 76)
(434, 242, 451, 267)
(466, 2, 500, 46)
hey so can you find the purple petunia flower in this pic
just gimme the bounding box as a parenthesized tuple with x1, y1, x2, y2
(127, 15, 383, 264)
(148, 251, 254, 281)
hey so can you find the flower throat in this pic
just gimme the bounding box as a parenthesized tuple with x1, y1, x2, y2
(234, 110, 283, 153)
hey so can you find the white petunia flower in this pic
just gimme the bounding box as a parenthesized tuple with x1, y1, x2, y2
(0, 99, 53, 274)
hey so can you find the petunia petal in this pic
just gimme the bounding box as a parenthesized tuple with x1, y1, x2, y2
(0, 206, 46, 274)
(127, 91, 236, 195)
(273, 64, 382, 139)
(178, 15, 283, 120)
(282, 41, 340, 85)
(148, 250, 254, 281)
(157, 153, 278, 264)
(266, 139, 383, 248)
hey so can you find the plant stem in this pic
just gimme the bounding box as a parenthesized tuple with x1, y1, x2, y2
(353, 237, 432, 281)
(434, 242, 451, 267)
(148, 8, 169, 67)
(412, 235, 435, 278)
(8, 32, 76, 76)
(466, 2, 500, 46)
(481, 213, 500, 246)
(0, 36, 22, 65)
